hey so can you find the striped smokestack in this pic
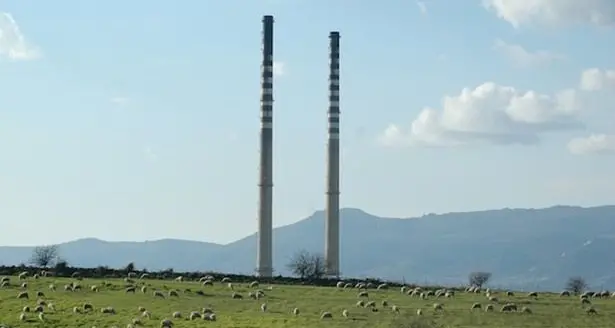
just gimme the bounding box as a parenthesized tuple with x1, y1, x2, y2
(256, 15, 274, 278)
(325, 31, 341, 277)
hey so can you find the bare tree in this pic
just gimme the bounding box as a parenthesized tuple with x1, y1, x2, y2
(286, 250, 326, 280)
(566, 276, 588, 294)
(468, 271, 492, 288)
(30, 245, 59, 267)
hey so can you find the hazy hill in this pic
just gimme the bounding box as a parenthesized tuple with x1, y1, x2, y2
(1, 205, 614, 291)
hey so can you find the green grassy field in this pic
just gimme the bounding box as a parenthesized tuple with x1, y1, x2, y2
(0, 275, 612, 328)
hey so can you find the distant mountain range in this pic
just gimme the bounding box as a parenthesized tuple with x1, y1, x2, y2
(1, 205, 614, 291)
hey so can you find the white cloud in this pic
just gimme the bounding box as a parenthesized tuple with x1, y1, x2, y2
(580, 68, 615, 91)
(0, 12, 40, 61)
(417, 1, 428, 15)
(273, 61, 285, 77)
(379, 82, 581, 148)
(143, 146, 158, 162)
(482, 0, 615, 28)
(493, 39, 564, 67)
(110, 97, 130, 106)
(568, 134, 615, 155)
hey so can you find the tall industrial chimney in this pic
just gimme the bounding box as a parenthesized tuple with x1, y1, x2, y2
(325, 31, 341, 277)
(256, 15, 274, 278)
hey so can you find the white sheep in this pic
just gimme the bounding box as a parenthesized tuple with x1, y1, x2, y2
(101, 306, 115, 314)
(38, 313, 45, 321)
(203, 313, 216, 321)
(138, 306, 146, 313)
(48, 284, 56, 291)
(416, 309, 423, 316)
(142, 311, 151, 318)
(160, 318, 174, 327)
(342, 309, 348, 317)
(336, 281, 344, 288)
(19, 313, 26, 321)
(433, 303, 444, 311)
(175, 276, 183, 282)
(320, 311, 332, 319)
(153, 290, 165, 298)
(260, 303, 267, 312)
(250, 281, 259, 288)
(189, 311, 201, 320)
(292, 308, 300, 315)
(172, 311, 181, 318)
(392, 305, 400, 313)
(17, 291, 28, 299)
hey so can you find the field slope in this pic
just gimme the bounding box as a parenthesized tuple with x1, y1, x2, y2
(0, 275, 611, 327)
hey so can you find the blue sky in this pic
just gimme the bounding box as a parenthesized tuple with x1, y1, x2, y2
(1, 0, 614, 246)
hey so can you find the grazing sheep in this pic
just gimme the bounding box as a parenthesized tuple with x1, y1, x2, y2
(83, 303, 94, 311)
(18, 272, 28, 280)
(34, 305, 44, 313)
(356, 300, 365, 307)
(101, 306, 115, 314)
(174, 276, 183, 282)
(400, 286, 407, 293)
(232, 292, 243, 299)
(358, 291, 369, 298)
(500, 303, 517, 312)
(381, 300, 388, 307)
(141, 286, 147, 293)
(140, 273, 149, 279)
(433, 303, 443, 311)
(250, 281, 259, 288)
(0, 281, 9, 288)
(17, 291, 28, 299)
(377, 283, 388, 290)
(21, 282, 27, 289)
(527, 292, 538, 298)
(153, 290, 165, 298)
(23, 306, 30, 312)
(506, 291, 514, 296)
(416, 309, 423, 316)
(73, 307, 82, 313)
(342, 309, 349, 317)
(202, 280, 213, 286)
(168, 290, 179, 297)
(47, 303, 55, 311)
(321, 312, 332, 319)
(336, 281, 344, 288)
(132, 318, 142, 325)
(126, 286, 136, 293)
(560, 290, 570, 296)
(365, 301, 376, 308)
(221, 277, 231, 283)
(489, 296, 498, 303)
(19, 313, 26, 321)
(0, 276, 9, 283)
(138, 306, 146, 313)
(160, 319, 173, 327)
(392, 305, 400, 313)
(48, 284, 55, 291)
(445, 291, 454, 298)
(189, 311, 201, 320)
(36, 291, 45, 297)
(292, 308, 300, 315)
(142, 311, 151, 318)
(38, 313, 45, 321)
(172, 311, 181, 318)
(581, 298, 591, 305)
(260, 303, 268, 312)
(586, 307, 597, 315)
(485, 304, 494, 312)
(521, 306, 532, 314)
(91, 285, 99, 292)
(471, 303, 481, 310)
(203, 313, 216, 321)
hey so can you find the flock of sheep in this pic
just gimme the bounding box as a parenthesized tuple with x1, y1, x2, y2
(0, 270, 611, 327)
